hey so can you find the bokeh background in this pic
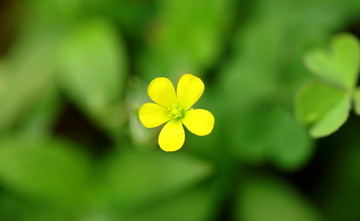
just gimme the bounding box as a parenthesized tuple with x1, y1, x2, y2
(1, 0, 360, 220)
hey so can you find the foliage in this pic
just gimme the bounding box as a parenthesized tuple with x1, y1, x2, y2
(296, 34, 360, 137)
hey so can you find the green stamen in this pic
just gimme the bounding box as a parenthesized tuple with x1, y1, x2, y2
(168, 104, 185, 120)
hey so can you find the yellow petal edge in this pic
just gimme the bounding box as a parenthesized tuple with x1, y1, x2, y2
(139, 103, 170, 128)
(177, 74, 205, 110)
(183, 109, 215, 136)
(158, 120, 185, 152)
(148, 77, 177, 107)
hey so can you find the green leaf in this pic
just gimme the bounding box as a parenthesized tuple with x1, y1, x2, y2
(220, 17, 283, 112)
(58, 19, 127, 129)
(236, 175, 322, 221)
(120, 188, 215, 221)
(353, 87, 360, 115)
(0, 137, 90, 204)
(304, 33, 360, 89)
(230, 106, 277, 164)
(296, 82, 350, 137)
(268, 108, 314, 170)
(309, 96, 350, 138)
(103, 151, 212, 211)
(0, 193, 75, 221)
(139, 0, 233, 78)
(231, 106, 313, 170)
(0, 32, 56, 131)
(17, 86, 60, 138)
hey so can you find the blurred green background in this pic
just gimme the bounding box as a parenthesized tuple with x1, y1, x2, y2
(0, 0, 360, 220)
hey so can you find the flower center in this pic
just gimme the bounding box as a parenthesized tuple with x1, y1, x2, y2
(168, 104, 185, 120)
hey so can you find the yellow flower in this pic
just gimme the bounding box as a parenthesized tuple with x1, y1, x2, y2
(138, 74, 215, 152)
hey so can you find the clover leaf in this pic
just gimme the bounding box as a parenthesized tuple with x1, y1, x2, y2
(296, 33, 360, 138)
(354, 88, 360, 115)
(304, 33, 360, 89)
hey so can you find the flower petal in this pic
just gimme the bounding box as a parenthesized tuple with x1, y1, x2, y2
(139, 103, 170, 128)
(183, 109, 214, 136)
(148, 77, 177, 107)
(177, 74, 205, 110)
(158, 120, 185, 152)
